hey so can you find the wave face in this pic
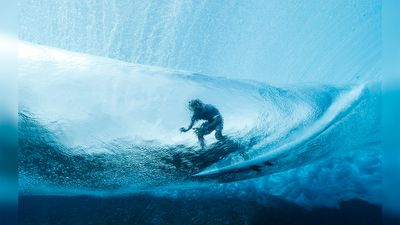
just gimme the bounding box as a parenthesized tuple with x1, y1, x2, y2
(18, 43, 381, 206)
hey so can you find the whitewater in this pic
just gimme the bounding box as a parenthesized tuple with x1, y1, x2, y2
(17, 41, 381, 207)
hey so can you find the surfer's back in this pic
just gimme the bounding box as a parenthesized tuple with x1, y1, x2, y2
(194, 104, 221, 122)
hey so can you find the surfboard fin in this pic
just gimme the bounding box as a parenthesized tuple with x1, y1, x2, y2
(263, 161, 274, 166)
(249, 165, 261, 172)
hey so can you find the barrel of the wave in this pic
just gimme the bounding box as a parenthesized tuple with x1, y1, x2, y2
(195, 83, 380, 182)
(18, 42, 380, 193)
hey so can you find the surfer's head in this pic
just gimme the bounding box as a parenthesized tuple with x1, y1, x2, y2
(188, 99, 203, 111)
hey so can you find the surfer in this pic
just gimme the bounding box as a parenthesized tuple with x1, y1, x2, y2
(180, 99, 225, 148)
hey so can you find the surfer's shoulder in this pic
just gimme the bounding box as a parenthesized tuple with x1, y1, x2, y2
(204, 104, 217, 111)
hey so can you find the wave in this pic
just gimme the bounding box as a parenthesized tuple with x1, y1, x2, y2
(18, 42, 381, 195)
(195, 83, 380, 178)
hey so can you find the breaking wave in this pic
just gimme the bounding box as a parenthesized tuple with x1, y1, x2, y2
(18, 42, 380, 199)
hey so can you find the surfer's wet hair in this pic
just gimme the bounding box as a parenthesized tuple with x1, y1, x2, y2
(188, 99, 203, 110)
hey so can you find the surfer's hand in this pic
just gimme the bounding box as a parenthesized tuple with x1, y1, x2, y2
(180, 127, 187, 132)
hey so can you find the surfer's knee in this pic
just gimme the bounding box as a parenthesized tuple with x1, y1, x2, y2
(215, 130, 224, 140)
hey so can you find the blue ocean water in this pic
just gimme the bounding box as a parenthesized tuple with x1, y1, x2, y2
(19, 0, 381, 84)
(16, 1, 383, 224)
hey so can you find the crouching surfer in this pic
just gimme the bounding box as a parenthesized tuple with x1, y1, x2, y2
(180, 99, 225, 149)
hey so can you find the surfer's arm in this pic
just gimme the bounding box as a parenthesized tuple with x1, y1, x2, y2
(180, 117, 196, 132)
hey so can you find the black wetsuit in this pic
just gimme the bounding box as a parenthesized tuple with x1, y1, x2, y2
(192, 104, 224, 141)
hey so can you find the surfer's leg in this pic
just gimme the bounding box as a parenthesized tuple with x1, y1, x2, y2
(214, 122, 225, 140)
(196, 122, 212, 148)
(199, 122, 213, 136)
(196, 132, 206, 149)
(215, 129, 224, 140)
